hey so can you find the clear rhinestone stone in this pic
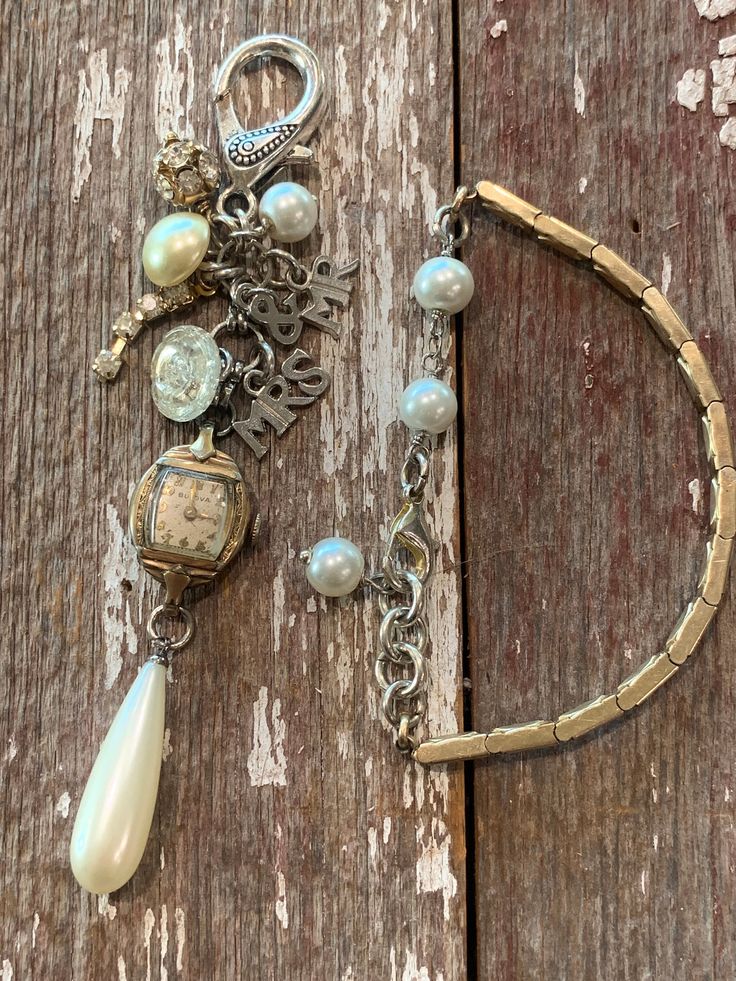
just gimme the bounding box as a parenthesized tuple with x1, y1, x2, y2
(154, 173, 174, 200)
(176, 169, 203, 195)
(93, 349, 122, 380)
(165, 142, 192, 169)
(113, 311, 135, 339)
(137, 294, 160, 319)
(199, 150, 220, 186)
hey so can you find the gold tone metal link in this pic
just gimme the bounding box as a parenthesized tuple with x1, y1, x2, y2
(703, 402, 735, 472)
(711, 467, 736, 540)
(485, 720, 558, 753)
(475, 180, 541, 231)
(591, 244, 652, 301)
(532, 213, 597, 261)
(665, 597, 716, 665)
(413, 731, 489, 764)
(615, 653, 679, 711)
(677, 341, 722, 409)
(640, 286, 693, 352)
(698, 533, 734, 607)
(553, 694, 623, 742)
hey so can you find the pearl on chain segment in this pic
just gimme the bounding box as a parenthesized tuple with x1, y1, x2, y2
(400, 377, 458, 434)
(413, 256, 474, 314)
(69, 661, 166, 894)
(151, 325, 222, 422)
(142, 211, 210, 287)
(258, 181, 318, 243)
(304, 537, 365, 597)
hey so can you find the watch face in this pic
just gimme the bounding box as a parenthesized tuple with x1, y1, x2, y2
(147, 468, 232, 560)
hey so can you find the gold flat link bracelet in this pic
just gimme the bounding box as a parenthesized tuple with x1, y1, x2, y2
(302, 179, 734, 765)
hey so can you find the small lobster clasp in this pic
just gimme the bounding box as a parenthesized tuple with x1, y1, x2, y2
(384, 500, 434, 584)
(214, 34, 324, 198)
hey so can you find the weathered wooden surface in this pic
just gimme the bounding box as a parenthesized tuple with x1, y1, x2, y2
(460, 2, 736, 979)
(1, 1, 735, 979)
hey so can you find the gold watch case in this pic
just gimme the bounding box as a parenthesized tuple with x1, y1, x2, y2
(129, 443, 255, 589)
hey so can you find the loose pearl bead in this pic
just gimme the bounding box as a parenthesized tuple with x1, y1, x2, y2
(400, 377, 458, 434)
(70, 661, 166, 894)
(413, 256, 474, 314)
(259, 181, 318, 243)
(305, 537, 365, 597)
(142, 211, 210, 287)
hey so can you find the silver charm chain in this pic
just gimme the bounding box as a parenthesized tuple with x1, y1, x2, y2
(368, 188, 474, 751)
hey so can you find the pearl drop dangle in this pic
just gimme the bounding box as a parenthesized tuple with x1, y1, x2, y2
(142, 211, 211, 287)
(301, 537, 365, 597)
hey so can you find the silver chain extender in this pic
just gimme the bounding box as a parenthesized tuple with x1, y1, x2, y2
(369, 187, 474, 752)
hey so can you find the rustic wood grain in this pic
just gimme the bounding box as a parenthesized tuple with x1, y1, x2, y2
(2, 1, 735, 979)
(460, 2, 736, 979)
(0, 2, 465, 979)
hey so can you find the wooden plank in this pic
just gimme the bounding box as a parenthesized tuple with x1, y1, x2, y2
(459, 2, 736, 979)
(0, 4, 466, 979)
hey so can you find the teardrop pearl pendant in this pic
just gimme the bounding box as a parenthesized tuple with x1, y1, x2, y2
(70, 661, 166, 894)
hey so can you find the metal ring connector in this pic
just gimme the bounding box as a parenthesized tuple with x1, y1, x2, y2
(146, 604, 195, 653)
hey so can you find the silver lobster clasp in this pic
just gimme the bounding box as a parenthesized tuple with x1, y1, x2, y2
(214, 34, 324, 198)
(384, 500, 434, 585)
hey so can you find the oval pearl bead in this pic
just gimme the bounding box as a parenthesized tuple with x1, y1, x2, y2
(142, 211, 210, 287)
(259, 181, 318, 243)
(151, 325, 222, 422)
(69, 661, 166, 894)
(413, 256, 474, 314)
(400, 377, 458, 434)
(306, 537, 365, 597)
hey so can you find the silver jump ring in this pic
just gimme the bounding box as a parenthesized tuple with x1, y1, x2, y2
(146, 605, 195, 652)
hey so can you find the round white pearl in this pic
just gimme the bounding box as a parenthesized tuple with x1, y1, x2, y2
(305, 537, 365, 597)
(70, 661, 166, 894)
(413, 256, 474, 314)
(259, 181, 318, 242)
(400, 377, 458, 434)
(142, 211, 210, 287)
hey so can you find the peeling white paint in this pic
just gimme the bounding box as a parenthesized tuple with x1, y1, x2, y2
(174, 907, 186, 972)
(383, 816, 392, 843)
(415, 818, 458, 921)
(144, 908, 156, 981)
(711, 56, 736, 116)
(719, 35, 736, 56)
(160, 846, 165, 871)
(160, 905, 169, 981)
(117, 956, 127, 981)
(247, 686, 287, 787)
(154, 15, 195, 141)
(162, 727, 172, 761)
(275, 871, 289, 929)
(55, 790, 71, 819)
(5, 736, 17, 763)
(102, 503, 141, 690)
(719, 115, 736, 148)
(73, 48, 130, 201)
(640, 868, 649, 895)
(1, 961, 12, 981)
(368, 826, 379, 868)
(574, 51, 586, 117)
(661, 253, 673, 296)
(578, 176, 588, 195)
(688, 478, 702, 513)
(490, 19, 508, 39)
(98, 893, 117, 921)
(676, 68, 706, 111)
(653, 833, 659, 851)
(694, 0, 736, 19)
(31, 913, 39, 950)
